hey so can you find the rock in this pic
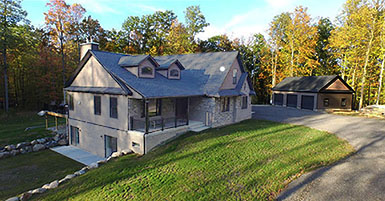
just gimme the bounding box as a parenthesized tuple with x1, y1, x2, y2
(64, 174, 76, 180)
(31, 140, 38, 145)
(88, 162, 98, 169)
(58, 139, 68, 146)
(81, 166, 89, 172)
(5, 197, 19, 201)
(53, 135, 60, 141)
(106, 156, 113, 162)
(20, 192, 32, 201)
(97, 159, 107, 165)
(31, 187, 46, 194)
(19, 148, 27, 154)
(37, 138, 46, 144)
(111, 151, 122, 158)
(74, 169, 86, 176)
(1, 151, 10, 158)
(59, 178, 69, 184)
(122, 149, 133, 155)
(42, 183, 50, 189)
(32, 144, 45, 152)
(10, 150, 19, 156)
(24, 146, 32, 152)
(5, 145, 15, 151)
(16, 142, 27, 149)
(49, 180, 59, 189)
(0, 152, 4, 159)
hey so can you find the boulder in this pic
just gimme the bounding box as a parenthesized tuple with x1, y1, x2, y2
(31, 188, 46, 194)
(106, 156, 113, 162)
(16, 142, 27, 149)
(32, 144, 45, 152)
(1, 151, 10, 158)
(74, 169, 86, 176)
(19, 148, 27, 154)
(20, 192, 32, 201)
(88, 162, 98, 169)
(58, 139, 68, 146)
(122, 149, 133, 155)
(0, 152, 4, 159)
(31, 140, 38, 145)
(5, 145, 15, 151)
(53, 135, 60, 141)
(24, 146, 32, 152)
(10, 150, 19, 156)
(42, 183, 50, 189)
(37, 138, 46, 144)
(5, 197, 19, 201)
(48, 180, 59, 189)
(59, 178, 69, 184)
(97, 159, 107, 165)
(64, 174, 76, 180)
(111, 151, 122, 158)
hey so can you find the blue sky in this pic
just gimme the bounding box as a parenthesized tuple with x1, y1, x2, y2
(22, 0, 346, 40)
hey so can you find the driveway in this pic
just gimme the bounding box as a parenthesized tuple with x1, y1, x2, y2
(252, 105, 385, 201)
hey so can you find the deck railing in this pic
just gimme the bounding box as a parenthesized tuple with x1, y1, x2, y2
(130, 116, 188, 133)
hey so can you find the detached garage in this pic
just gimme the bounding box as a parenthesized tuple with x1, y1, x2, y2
(272, 75, 355, 111)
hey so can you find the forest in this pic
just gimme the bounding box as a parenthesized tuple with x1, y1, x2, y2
(1, 0, 384, 112)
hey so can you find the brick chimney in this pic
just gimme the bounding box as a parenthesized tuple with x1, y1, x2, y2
(80, 42, 99, 61)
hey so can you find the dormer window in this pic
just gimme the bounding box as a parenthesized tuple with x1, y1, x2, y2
(233, 69, 238, 84)
(170, 69, 179, 77)
(141, 66, 153, 76)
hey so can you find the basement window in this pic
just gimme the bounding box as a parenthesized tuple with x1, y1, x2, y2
(341, 98, 347, 107)
(323, 98, 329, 107)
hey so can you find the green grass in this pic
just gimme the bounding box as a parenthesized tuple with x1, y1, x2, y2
(34, 120, 354, 201)
(0, 149, 83, 200)
(0, 111, 65, 147)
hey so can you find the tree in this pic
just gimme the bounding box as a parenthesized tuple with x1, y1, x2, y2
(184, 5, 209, 41)
(44, 0, 85, 103)
(79, 15, 103, 43)
(0, 0, 27, 112)
(164, 20, 192, 55)
(315, 18, 336, 75)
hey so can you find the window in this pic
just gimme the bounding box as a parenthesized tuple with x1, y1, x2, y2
(232, 69, 238, 84)
(94, 96, 101, 115)
(110, 97, 118, 119)
(323, 98, 329, 107)
(141, 66, 153, 75)
(341, 98, 347, 107)
(68, 94, 74, 111)
(70, 126, 79, 145)
(170, 69, 179, 77)
(242, 96, 248, 109)
(143, 99, 161, 117)
(221, 97, 230, 112)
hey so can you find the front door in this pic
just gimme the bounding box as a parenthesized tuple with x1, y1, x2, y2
(176, 98, 188, 118)
(104, 135, 117, 158)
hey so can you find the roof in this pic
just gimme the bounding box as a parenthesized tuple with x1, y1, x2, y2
(272, 75, 354, 93)
(65, 86, 126, 95)
(118, 55, 158, 67)
(66, 50, 255, 98)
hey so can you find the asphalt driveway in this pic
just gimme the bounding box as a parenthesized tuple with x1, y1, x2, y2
(252, 105, 385, 201)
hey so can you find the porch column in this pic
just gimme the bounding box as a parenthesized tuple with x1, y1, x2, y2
(186, 97, 190, 125)
(145, 99, 149, 134)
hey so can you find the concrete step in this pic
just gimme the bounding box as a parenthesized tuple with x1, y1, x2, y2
(190, 125, 210, 132)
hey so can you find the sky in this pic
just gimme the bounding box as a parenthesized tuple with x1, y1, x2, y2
(22, 0, 346, 40)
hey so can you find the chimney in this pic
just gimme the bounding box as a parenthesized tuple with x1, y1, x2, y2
(80, 42, 99, 61)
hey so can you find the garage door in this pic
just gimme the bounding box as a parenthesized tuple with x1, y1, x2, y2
(301, 95, 314, 110)
(273, 93, 283, 105)
(287, 94, 297, 108)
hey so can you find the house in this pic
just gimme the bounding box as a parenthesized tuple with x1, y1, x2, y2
(272, 75, 354, 111)
(64, 42, 255, 157)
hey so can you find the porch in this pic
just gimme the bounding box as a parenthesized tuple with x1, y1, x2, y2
(129, 96, 210, 134)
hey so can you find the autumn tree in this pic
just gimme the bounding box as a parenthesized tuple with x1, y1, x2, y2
(44, 0, 85, 103)
(0, 0, 27, 112)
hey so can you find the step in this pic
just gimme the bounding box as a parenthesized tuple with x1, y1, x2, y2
(189, 124, 206, 130)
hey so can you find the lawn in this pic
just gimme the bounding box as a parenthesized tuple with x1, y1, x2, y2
(0, 111, 65, 147)
(34, 120, 354, 201)
(0, 149, 83, 200)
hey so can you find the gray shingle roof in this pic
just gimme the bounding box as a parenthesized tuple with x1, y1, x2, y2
(272, 75, 352, 92)
(65, 86, 126, 95)
(88, 50, 241, 98)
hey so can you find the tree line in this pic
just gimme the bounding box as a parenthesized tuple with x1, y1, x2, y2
(1, 0, 384, 112)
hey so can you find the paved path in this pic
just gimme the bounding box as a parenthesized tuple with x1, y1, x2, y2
(252, 105, 385, 201)
(51, 146, 105, 166)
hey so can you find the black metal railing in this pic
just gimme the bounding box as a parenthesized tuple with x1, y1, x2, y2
(130, 116, 188, 133)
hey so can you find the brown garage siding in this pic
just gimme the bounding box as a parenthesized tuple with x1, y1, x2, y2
(317, 93, 352, 110)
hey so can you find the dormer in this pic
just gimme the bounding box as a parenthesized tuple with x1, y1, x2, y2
(156, 59, 185, 80)
(118, 55, 159, 78)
